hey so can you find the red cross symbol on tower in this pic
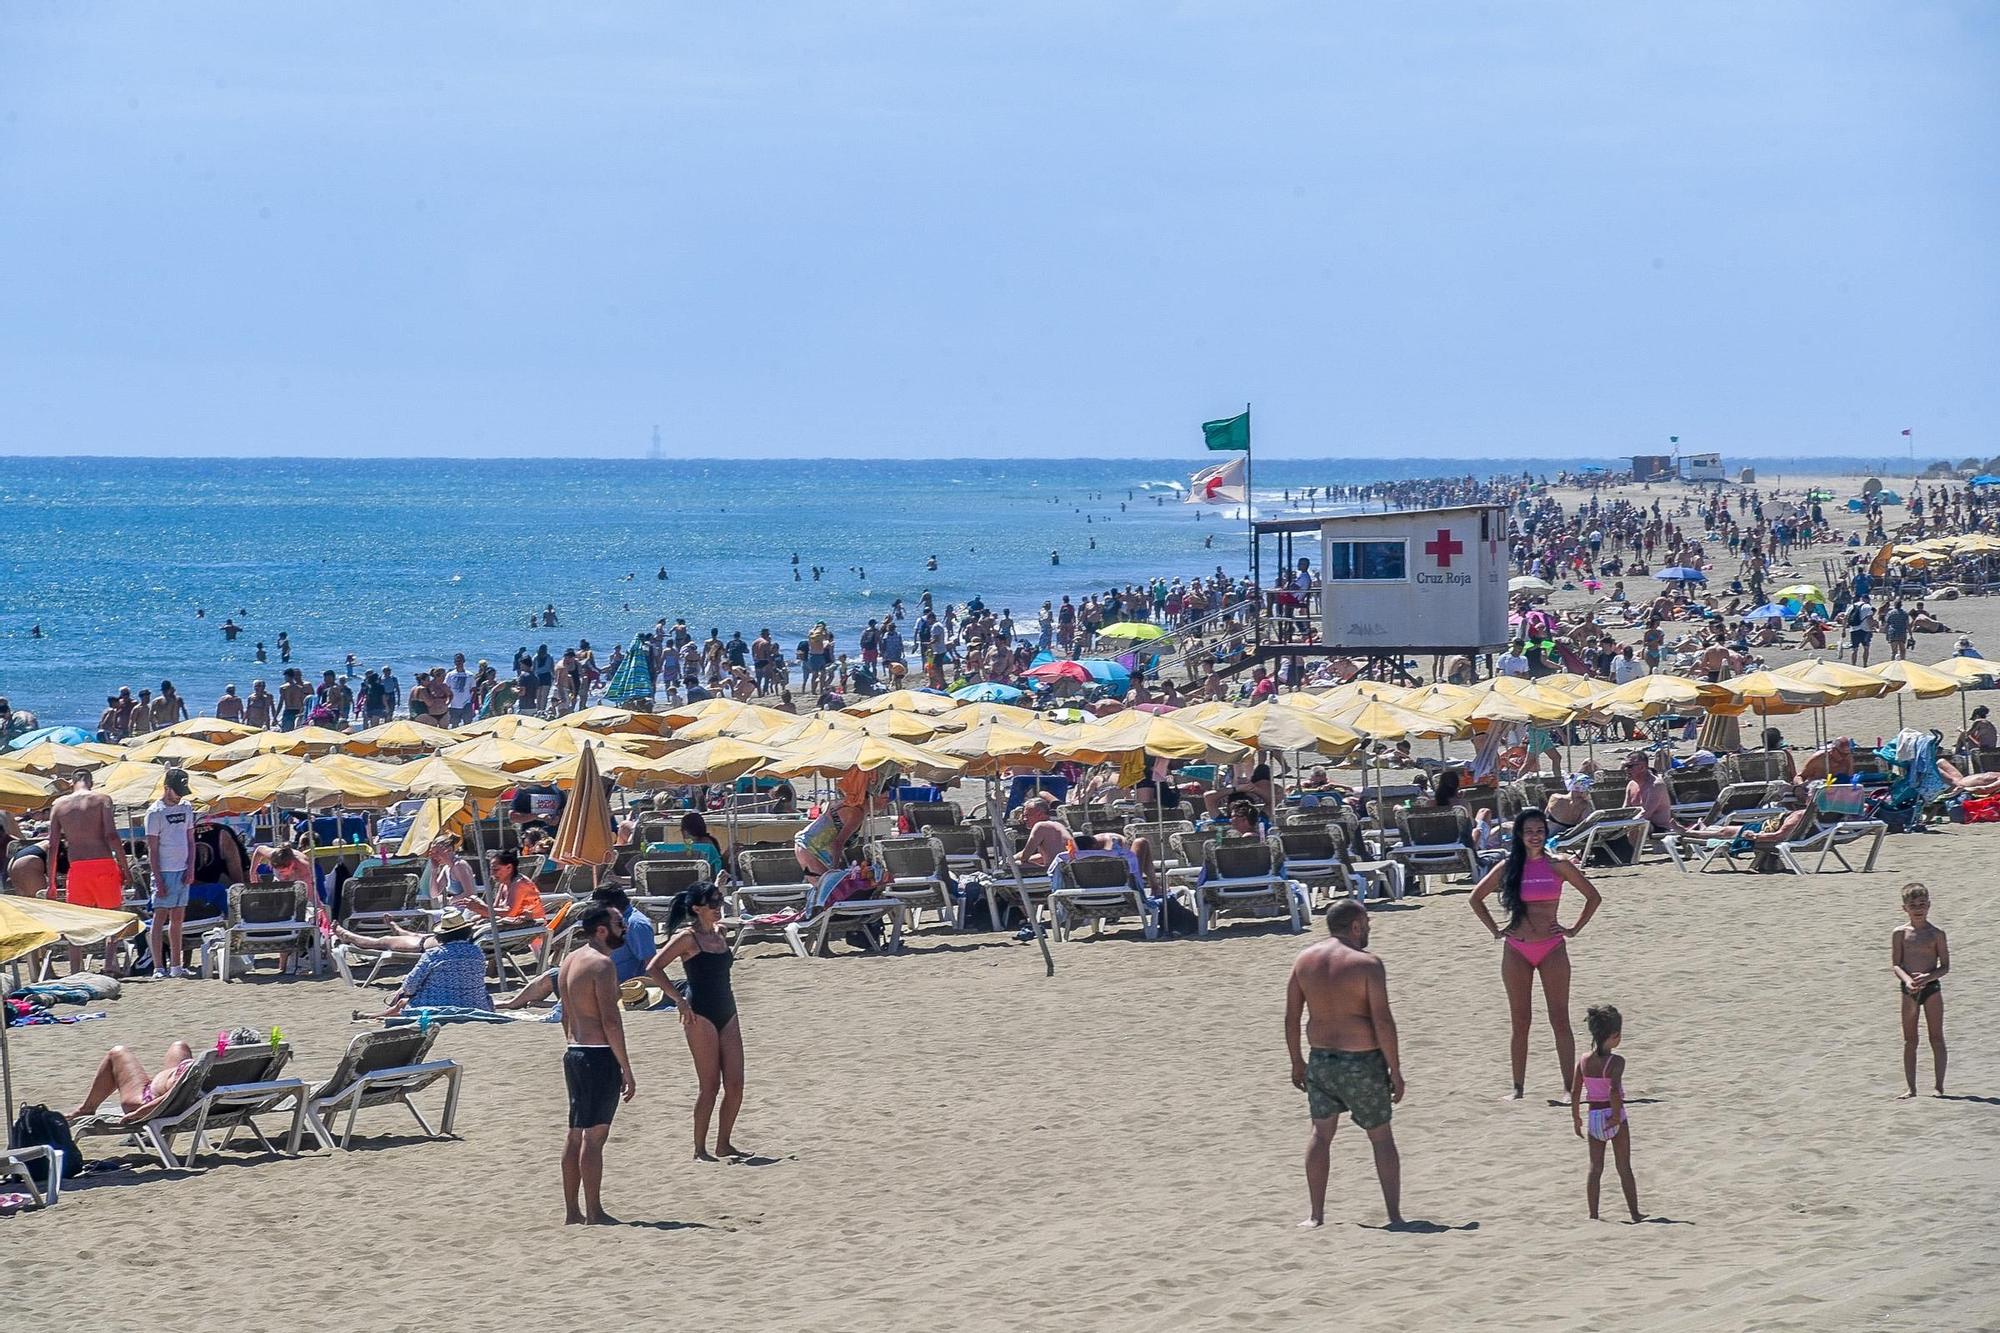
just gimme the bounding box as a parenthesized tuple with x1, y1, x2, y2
(1424, 528, 1464, 568)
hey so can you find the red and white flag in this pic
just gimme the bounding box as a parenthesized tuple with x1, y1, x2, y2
(1185, 455, 1246, 504)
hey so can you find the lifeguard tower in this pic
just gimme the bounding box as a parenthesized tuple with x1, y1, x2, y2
(1244, 503, 1510, 681)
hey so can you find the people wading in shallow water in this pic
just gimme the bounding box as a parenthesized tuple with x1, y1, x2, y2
(1469, 809, 1601, 1101)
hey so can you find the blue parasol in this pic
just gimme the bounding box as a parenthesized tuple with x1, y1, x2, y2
(1656, 567, 1706, 583)
(952, 682, 1027, 703)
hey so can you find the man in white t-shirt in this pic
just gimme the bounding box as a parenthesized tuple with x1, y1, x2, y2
(144, 768, 198, 976)
(1610, 645, 1648, 684)
(444, 653, 475, 726)
(1496, 641, 1531, 678)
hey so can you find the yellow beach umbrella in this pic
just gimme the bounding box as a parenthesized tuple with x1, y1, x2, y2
(1206, 702, 1362, 756)
(532, 727, 664, 758)
(1594, 673, 1728, 719)
(1715, 670, 1841, 720)
(927, 722, 1059, 776)
(0, 896, 141, 1126)
(1874, 659, 1967, 729)
(316, 753, 406, 781)
(0, 741, 108, 777)
(345, 718, 452, 756)
(441, 734, 565, 773)
(206, 725, 349, 763)
(1786, 657, 1899, 702)
(764, 733, 965, 780)
(1928, 656, 2000, 686)
(93, 760, 223, 812)
(210, 758, 401, 813)
(0, 768, 54, 814)
(391, 754, 517, 801)
(668, 704, 800, 743)
(151, 716, 260, 743)
(852, 710, 951, 741)
(944, 701, 1043, 730)
(123, 734, 220, 766)
(214, 752, 308, 784)
(646, 737, 776, 786)
(450, 714, 554, 740)
(551, 744, 616, 869)
(552, 705, 673, 737)
(523, 748, 688, 787)
(1321, 698, 1468, 742)
(843, 689, 962, 717)
(1043, 712, 1250, 764)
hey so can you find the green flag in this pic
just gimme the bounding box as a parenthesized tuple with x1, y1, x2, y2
(1203, 410, 1250, 451)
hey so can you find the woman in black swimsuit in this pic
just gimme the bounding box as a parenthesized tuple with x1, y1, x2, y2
(645, 885, 746, 1160)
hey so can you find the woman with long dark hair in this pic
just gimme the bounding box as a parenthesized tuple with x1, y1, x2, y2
(645, 884, 746, 1160)
(1469, 808, 1602, 1100)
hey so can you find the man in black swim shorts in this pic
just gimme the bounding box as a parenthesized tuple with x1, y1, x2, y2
(558, 905, 636, 1224)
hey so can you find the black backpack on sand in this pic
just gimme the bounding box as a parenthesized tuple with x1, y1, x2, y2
(9, 1104, 82, 1188)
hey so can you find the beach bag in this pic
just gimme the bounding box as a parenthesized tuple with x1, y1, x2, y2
(8, 1105, 81, 1187)
(1960, 795, 2000, 824)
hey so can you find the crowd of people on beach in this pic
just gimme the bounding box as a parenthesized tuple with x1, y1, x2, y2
(9, 463, 1993, 1233)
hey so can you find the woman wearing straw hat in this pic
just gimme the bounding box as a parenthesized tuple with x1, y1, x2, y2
(645, 885, 747, 1161)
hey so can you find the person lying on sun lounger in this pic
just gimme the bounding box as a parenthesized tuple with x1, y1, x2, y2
(1679, 804, 1817, 846)
(68, 1040, 200, 1120)
(1933, 758, 2000, 797)
(345, 909, 494, 1019)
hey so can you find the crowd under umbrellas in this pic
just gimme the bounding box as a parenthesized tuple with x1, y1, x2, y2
(6, 658, 1997, 929)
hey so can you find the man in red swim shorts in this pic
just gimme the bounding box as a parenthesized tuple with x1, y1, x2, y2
(45, 771, 132, 972)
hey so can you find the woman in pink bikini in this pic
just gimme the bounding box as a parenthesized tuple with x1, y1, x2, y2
(1469, 808, 1602, 1100)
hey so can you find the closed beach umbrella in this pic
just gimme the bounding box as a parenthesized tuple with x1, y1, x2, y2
(600, 637, 656, 707)
(551, 744, 616, 872)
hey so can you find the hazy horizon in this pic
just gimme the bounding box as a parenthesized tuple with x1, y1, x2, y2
(2, 3, 1992, 461)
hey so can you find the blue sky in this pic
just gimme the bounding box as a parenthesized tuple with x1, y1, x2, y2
(0, 3, 1992, 459)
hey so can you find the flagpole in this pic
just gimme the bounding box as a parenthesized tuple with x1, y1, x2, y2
(1244, 402, 1254, 584)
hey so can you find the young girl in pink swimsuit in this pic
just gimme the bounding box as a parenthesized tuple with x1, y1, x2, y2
(1571, 1003, 1642, 1221)
(1469, 808, 1602, 1100)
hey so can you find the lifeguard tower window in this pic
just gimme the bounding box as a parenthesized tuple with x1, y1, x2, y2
(1324, 539, 1408, 582)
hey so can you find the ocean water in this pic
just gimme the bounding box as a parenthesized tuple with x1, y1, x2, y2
(2, 454, 1568, 728)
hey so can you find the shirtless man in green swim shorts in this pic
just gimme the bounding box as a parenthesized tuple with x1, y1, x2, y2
(1286, 898, 1404, 1228)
